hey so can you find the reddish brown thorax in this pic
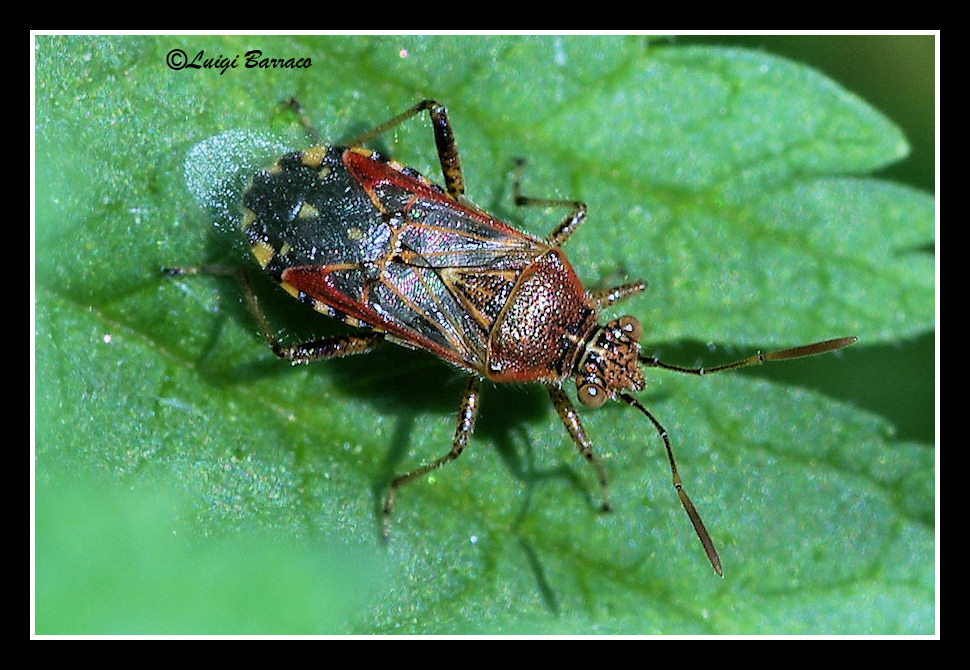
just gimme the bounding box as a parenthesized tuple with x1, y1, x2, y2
(485, 250, 594, 384)
(478, 247, 646, 409)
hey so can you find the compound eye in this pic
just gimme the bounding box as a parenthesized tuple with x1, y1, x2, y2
(577, 381, 609, 408)
(618, 315, 643, 342)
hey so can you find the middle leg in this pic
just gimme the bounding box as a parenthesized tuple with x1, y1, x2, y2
(512, 159, 588, 248)
(382, 375, 482, 537)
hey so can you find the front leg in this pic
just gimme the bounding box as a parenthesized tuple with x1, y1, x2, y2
(547, 386, 612, 513)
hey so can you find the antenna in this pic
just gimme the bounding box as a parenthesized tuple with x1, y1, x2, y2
(627, 336, 857, 576)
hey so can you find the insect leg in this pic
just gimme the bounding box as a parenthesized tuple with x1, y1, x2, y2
(162, 265, 385, 364)
(382, 375, 482, 537)
(641, 337, 858, 375)
(589, 281, 647, 310)
(345, 99, 465, 200)
(547, 387, 612, 513)
(513, 159, 644, 308)
(512, 159, 587, 248)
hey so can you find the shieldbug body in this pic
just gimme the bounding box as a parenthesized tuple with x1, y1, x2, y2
(167, 100, 856, 575)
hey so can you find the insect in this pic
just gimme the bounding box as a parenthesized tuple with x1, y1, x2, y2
(166, 100, 856, 576)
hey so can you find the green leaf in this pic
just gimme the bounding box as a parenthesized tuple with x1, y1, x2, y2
(35, 36, 934, 634)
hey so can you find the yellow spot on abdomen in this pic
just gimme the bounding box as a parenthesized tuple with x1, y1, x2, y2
(250, 240, 275, 268)
(300, 146, 326, 169)
(297, 202, 320, 219)
(280, 281, 300, 300)
(241, 207, 256, 231)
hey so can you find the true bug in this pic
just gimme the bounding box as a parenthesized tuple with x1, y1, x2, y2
(166, 100, 856, 576)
